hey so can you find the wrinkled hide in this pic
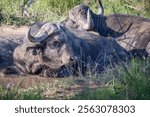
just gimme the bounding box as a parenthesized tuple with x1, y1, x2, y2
(12, 23, 77, 77)
(13, 43, 43, 74)
(0, 38, 22, 68)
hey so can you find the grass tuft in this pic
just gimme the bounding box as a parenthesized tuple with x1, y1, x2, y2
(72, 58, 150, 100)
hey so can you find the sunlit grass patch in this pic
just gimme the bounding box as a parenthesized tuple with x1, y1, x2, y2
(0, 0, 150, 25)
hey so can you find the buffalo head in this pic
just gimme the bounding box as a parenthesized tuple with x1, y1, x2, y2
(63, 0, 104, 31)
(13, 23, 77, 77)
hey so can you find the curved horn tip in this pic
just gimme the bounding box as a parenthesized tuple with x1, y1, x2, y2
(27, 27, 35, 42)
(83, 9, 94, 30)
(98, 0, 104, 15)
(27, 26, 47, 43)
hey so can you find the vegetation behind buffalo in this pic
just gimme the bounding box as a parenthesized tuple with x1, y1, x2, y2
(0, 0, 150, 100)
(0, 0, 150, 25)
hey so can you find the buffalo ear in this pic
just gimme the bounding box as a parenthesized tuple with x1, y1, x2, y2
(98, 0, 104, 16)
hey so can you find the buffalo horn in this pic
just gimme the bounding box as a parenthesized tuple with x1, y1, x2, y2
(27, 27, 48, 42)
(98, 0, 104, 16)
(28, 23, 60, 43)
(83, 9, 94, 30)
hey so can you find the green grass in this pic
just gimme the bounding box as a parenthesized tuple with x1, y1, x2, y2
(72, 58, 150, 100)
(0, 0, 150, 25)
(102, 0, 150, 17)
(0, 85, 44, 100)
(0, 0, 83, 25)
(0, 76, 43, 100)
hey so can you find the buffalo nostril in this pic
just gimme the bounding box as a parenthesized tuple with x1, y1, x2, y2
(70, 56, 75, 62)
(32, 49, 37, 56)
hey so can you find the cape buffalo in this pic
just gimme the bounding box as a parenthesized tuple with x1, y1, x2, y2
(12, 22, 128, 77)
(63, 0, 150, 56)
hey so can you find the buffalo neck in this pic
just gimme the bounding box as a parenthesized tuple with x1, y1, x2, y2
(92, 14, 110, 36)
(93, 14, 128, 38)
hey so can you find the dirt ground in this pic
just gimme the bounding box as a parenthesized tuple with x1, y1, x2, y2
(0, 25, 28, 39)
(0, 26, 100, 99)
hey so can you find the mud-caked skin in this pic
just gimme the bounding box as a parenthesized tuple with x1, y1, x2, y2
(12, 22, 128, 77)
(0, 38, 22, 68)
(63, 0, 150, 56)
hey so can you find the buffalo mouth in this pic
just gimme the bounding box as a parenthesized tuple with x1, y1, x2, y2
(25, 55, 77, 76)
(42, 56, 77, 70)
(41, 58, 79, 77)
(42, 65, 74, 78)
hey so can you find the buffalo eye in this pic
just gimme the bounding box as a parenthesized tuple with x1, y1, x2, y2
(32, 49, 38, 55)
(53, 40, 62, 48)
